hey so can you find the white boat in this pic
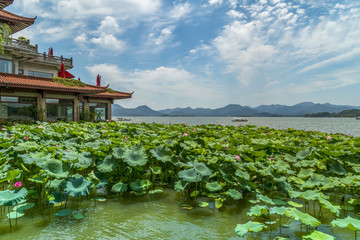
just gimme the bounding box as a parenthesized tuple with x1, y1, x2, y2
(232, 117, 248, 122)
(356, 117, 360, 120)
(117, 117, 131, 121)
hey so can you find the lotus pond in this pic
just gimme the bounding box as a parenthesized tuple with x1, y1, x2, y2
(0, 121, 360, 239)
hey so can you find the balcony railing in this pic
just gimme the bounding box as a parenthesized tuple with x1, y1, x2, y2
(3, 38, 73, 67)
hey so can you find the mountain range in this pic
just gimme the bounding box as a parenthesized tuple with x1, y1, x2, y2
(112, 102, 360, 117)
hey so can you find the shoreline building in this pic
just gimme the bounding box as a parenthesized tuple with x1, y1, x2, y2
(0, 0, 133, 122)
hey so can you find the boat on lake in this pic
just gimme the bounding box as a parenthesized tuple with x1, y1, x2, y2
(116, 117, 131, 121)
(232, 117, 248, 122)
(356, 117, 360, 120)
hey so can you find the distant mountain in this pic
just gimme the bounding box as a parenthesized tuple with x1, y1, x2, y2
(112, 102, 360, 117)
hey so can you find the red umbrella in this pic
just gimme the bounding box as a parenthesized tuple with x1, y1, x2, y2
(96, 74, 101, 86)
(50, 47, 53, 56)
(58, 63, 66, 78)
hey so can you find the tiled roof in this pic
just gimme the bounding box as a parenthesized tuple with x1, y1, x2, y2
(87, 90, 133, 99)
(0, 73, 104, 93)
(0, 0, 13, 10)
(0, 9, 36, 33)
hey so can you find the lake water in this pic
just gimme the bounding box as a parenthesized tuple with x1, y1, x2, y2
(114, 116, 360, 137)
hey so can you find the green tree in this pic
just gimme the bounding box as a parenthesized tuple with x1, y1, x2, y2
(0, 24, 11, 54)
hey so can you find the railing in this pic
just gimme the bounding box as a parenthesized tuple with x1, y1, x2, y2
(3, 38, 73, 66)
(3, 38, 38, 52)
(37, 52, 73, 66)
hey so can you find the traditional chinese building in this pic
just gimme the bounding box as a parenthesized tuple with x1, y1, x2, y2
(0, 0, 133, 122)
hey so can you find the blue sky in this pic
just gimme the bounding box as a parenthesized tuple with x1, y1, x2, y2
(8, 0, 360, 110)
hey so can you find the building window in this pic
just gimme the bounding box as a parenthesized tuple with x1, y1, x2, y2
(89, 102, 107, 121)
(18, 69, 24, 75)
(28, 70, 53, 78)
(46, 98, 74, 121)
(0, 96, 36, 120)
(0, 59, 13, 74)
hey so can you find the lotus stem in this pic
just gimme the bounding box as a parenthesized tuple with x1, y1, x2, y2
(8, 206, 12, 228)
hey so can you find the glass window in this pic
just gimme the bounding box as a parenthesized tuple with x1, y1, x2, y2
(0, 103, 36, 120)
(0, 59, 13, 74)
(18, 69, 24, 75)
(46, 98, 73, 121)
(1, 96, 18, 102)
(28, 70, 53, 78)
(46, 99, 59, 104)
(20, 97, 36, 103)
(89, 102, 107, 121)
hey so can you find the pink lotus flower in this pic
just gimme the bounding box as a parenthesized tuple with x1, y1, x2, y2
(222, 124, 225, 126)
(270, 157, 274, 161)
(101, 126, 104, 128)
(38, 125, 44, 129)
(14, 182, 22, 187)
(124, 137, 127, 140)
(8, 134, 11, 138)
(327, 136, 332, 140)
(1, 128, 5, 131)
(24, 136, 29, 140)
(235, 155, 241, 160)
(136, 119, 140, 122)
(183, 133, 188, 136)
(56, 145, 59, 147)
(193, 129, 197, 132)
(67, 150, 70, 152)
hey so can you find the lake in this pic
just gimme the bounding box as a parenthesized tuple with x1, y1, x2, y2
(114, 116, 360, 137)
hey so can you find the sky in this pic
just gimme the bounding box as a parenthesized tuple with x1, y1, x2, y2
(7, 0, 360, 110)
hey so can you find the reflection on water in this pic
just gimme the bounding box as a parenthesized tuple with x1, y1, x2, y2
(0, 190, 354, 240)
(114, 117, 360, 137)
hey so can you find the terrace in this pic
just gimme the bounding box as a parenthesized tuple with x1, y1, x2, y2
(3, 38, 73, 68)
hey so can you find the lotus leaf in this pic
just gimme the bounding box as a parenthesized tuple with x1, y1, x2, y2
(206, 181, 222, 192)
(178, 168, 201, 183)
(226, 189, 243, 200)
(7, 211, 25, 219)
(302, 230, 335, 240)
(42, 159, 70, 179)
(130, 180, 143, 192)
(298, 168, 315, 179)
(215, 198, 224, 209)
(329, 161, 347, 175)
(28, 175, 47, 184)
(111, 181, 128, 193)
(149, 189, 163, 194)
(348, 199, 360, 205)
(318, 198, 340, 216)
(97, 155, 117, 173)
(331, 216, 360, 231)
(285, 208, 320, 227)
(47, 179, 64, 189)
(150, 166, 161, 175)
(174, 180, 188, 191)
(56, 208, 72, 217)
(150, 145, 172, 162)
(73, 213, 84, 220)
(112, 146, 125, 159)
(194, 162, 212, 177)
(247, 205, 268, 217)
(274, 199, 287, 206)
(199, 202, 209, 207)
(13, 203, 35, 212)
(65, 177, 92, 197)
(0, 188, 28, 206)
(17, 141, 40, 150)
(123, 147, 148, 167)
(190, 190, 200, 197)
(296, 148, 312, 160)
(288, 201, 303, 208)
(257, 194, 275, 205)
(270, 206, 288, 215)
(234, 221, 265, 237)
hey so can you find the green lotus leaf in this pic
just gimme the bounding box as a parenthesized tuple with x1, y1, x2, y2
(0, 188, 28, 206)
(130, 180, 143, 192)
(329, 161, 347, 176)
(123, 147, 148, 167)
(285, 208, 320, 227)
(274, 199, 287, 205)
(235, 169, 250, 180)
(331, 216, 360, 231)
(318, 198, 340, 216)
(112, 146, 125, 159)
(206, 181, 222, 192)
(13, 202, 35, 212)
(17, 141, 41, 150)
(298, 168, 315, 179)
(302, 230, 335, 240)
(284, 154, 297, 163)
(257, 194, 275, 205)
(178, 168, 201, 183)
(73, 213, 84, 220)
(149, 189, 163, 194)
(226, 189, 243, 200)
(111, 181, 128, 193)
(47, 179, 64, 189)
(28, 175, 47, 184)
(0, 169, 22, 183)
(270, 206, 288, 215)
(150, 166, 161, 175)
(174, 180, 188, 191)
(215, 198, 224, 209)
(150, 145, 172, 163)
(296, 148, 312, 160)
(42, 159, 70, 179)
(64, 177, 92, 197)
(71, 152, 92, 169)
(7, 211, 25, 219)
(190, 190, 200, 197)
(234, 221, 265, 237)
(194, 162, 212, 177)
(199, 202, 209, 207)
(92, 197, 106, 202)
(247, 205, 268, 217)
(288, 201, 303, 208)
(49, 191, 67, 206)
(97, 155, 117, 173)
(55, 208, 72, 217)
(348, 198, 360, 205)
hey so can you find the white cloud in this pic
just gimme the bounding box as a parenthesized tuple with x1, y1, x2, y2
(169, 2, 192, 20)
(209, 0, 223, 6)
(86, 64, 223, 109)
(98, 16, 122, 34)
(90, 33, 126, 51)
(74, 33, 88, 44)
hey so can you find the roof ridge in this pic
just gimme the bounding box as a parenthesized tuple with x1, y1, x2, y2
(0, 9, 37, 22)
